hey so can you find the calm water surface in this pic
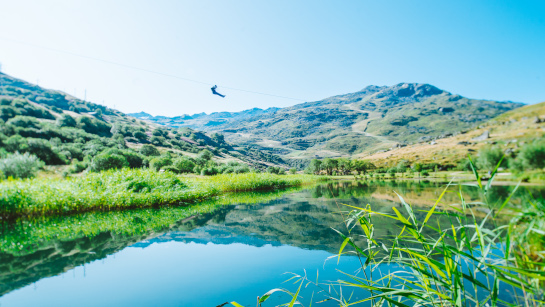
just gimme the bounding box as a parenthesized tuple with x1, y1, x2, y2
(1, 180, 543, 306)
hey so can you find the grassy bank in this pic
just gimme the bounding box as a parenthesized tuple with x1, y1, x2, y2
(0, 169, 319, 218)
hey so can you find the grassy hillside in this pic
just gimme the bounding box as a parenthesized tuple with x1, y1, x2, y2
(360, 101, 545, 169)
(0, 72, 287, 176)
(132, 83, 521, 164)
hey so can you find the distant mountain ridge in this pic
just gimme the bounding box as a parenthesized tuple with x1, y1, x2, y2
(133, 83, 522, 162)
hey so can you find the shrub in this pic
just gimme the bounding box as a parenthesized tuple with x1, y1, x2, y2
(172, 156, 195, 173)
(121, 151, 145, 168)
(421, 170, 430, 177)
(289, 168, 297, 174)
(162, 165, 180, 174)
(27, 138, 68, 165)
(89, 153, 129, 172)
(0, 105, 20, 121)
(76, 116, 112, 137)
(0, 152, 44, 179)
(477, 146, 505, 171)
(517, 141, 545, 170)
(133, 131, 148, 141)
(6, 115, 41, 129)
(139, 144, 160, 156)
(56, 114, 77, 127)
(201, 166, 219, 176)
(149, 155, 172, 171)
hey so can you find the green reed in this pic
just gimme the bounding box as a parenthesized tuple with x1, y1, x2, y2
(233, 157, 545, 306)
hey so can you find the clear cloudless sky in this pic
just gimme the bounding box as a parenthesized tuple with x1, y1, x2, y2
(0, 0, 544, 116)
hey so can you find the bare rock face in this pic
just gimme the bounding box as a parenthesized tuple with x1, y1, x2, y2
(472, 130, 490, 141)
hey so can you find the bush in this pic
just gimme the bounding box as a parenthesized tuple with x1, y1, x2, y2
(0, 105, 20, 121)
(27, 138, 68, 165)
(6, 116, 41, 129)
(76, 116, 112, 137)
(139, 144, 160, 156)
(162, 165, 181, 174)
(421, 170, 430, 177)
(172, 156, 196, 173)
(0, 152, 44, 179)
(149, 155, 172, 171)
(477, 146, 505, 171)
(289, 168, 297, 174)
(517, 141, 545, 170)
(133, 131, 148, 141)
(56, 114, 77, 127)
(89, 153, 129, 172)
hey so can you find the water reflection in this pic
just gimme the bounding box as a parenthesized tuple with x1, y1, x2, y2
(0, 180, 543, 305)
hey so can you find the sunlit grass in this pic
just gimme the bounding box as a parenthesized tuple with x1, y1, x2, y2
(0, 169, 319, 218)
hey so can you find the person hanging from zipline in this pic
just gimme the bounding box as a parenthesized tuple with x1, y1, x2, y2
(211, 85, 225, 98)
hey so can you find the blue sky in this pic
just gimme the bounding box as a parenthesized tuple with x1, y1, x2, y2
(0, 0, 544, 116)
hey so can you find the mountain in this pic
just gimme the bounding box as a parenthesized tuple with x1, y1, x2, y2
(360, 100, 545, 168)
(133, 83, 523, 163)
(129, 107, 280, 130)
(0, 72, 286, 171)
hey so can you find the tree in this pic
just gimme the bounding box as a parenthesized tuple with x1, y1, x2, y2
(307, 159, 322, 175)
(322, 158, 338, 175)
(353, 160, 375, 175)
(289, 168, 297, 174)
(337, 158, 352, 175)
(412, 163, 423, 178)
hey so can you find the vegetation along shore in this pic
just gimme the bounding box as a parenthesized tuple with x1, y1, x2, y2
(0, 170, 318, 218)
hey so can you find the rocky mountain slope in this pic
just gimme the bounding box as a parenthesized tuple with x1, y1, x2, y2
(360, 100, 545, 168)
(132, 83, 522, 163)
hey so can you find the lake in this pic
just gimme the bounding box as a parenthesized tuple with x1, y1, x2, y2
(1, 180, 543, 306)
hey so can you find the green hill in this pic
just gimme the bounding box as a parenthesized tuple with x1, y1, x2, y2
(132, 83, 522, 164)
(0, 72, 286, 175)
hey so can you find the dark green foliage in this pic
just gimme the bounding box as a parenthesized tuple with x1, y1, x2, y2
(172, 156, 196, 173)
(149, 155, 172, 171)
(0, 106, 19, 121)
(133, 131, 148, 141)
(477, 146, 505, 171)
(76, 116, 112, 137)
(26, 139, 68, 165)
(100, 148, 145, 169)
(139, 144, 160, 156)
(517, 140, 545, 170)
(56, 114, 77, 127)
(6, 116, 40, 129)
(90, 153, 129, 172)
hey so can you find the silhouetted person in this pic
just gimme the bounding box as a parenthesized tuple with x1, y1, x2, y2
(211, 85, 225, 98)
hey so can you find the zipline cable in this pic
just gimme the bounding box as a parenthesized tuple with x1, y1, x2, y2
(0, 36, 306, 102)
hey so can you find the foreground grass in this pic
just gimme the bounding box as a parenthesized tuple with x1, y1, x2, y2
(0, 169, 319, 218)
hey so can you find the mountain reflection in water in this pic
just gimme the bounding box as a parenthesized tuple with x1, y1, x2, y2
(1, 180, 543, 306)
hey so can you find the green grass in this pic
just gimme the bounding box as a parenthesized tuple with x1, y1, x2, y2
(0, 169, 319, 218)
(0, 187, 302, 256)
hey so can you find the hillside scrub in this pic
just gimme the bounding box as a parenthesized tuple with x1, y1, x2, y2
(0, 152, 44, 179)
(0, 169, 318, 218)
